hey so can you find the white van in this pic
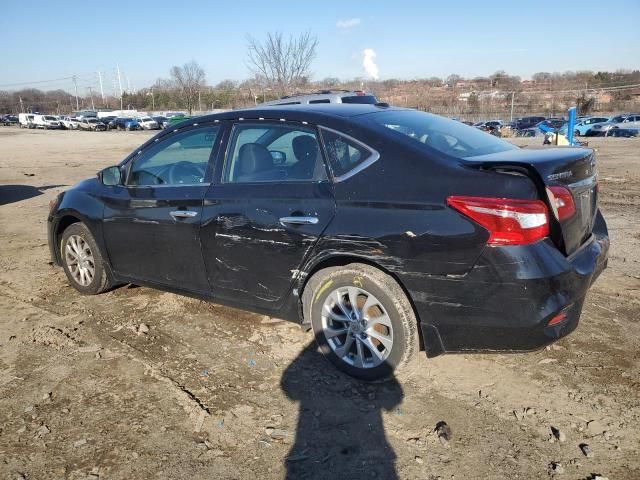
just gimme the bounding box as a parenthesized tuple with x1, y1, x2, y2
(33, 115, 62, 129)
(18, 113, 36, 129)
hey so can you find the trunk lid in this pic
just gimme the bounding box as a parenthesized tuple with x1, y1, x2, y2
(463, 147, 598, 255)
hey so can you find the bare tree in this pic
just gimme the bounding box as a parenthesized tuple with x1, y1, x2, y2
(246, 31, 318, 96)
(169, 61, 206, 114)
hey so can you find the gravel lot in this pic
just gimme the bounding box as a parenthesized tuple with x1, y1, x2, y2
(0, 128, 639, 479)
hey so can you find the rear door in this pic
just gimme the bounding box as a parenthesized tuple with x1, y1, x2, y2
(200, 121, 336, 310)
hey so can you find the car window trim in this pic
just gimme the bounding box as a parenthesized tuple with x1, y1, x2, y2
(220, 120, 331, 185)
(123, 122, 222, 188)
(318, 125, 380, 183)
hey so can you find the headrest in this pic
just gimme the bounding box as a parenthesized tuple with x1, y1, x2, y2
(237, 143, 273, 175)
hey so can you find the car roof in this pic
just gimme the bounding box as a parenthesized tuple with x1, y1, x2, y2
(187, 103, 403, 124)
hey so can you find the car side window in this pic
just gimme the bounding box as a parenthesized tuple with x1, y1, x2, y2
(320, 128, 378, 180)
(127, 126, 220, 186)
(224, 124, 327, 183)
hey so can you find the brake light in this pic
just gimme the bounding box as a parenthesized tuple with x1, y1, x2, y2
(447, 196, 549, 246)
(546, 186, 576, 221)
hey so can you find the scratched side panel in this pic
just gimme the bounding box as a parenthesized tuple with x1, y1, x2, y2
(201, 181, 336, 311)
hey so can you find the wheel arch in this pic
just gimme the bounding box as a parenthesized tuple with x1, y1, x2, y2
(51, 211, 108, 272)
(297, 253, 426, 351)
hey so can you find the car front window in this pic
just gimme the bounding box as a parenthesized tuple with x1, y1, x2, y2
(128, 126, 220, 186)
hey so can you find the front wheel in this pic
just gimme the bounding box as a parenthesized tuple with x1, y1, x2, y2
(60, 223, 113, 295)
(304, 264, 419, 381)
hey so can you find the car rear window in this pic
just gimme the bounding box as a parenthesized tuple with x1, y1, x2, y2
(341, 95, 378, 104)
(320, 128, 378, 180)
(369, 110, 518, 158)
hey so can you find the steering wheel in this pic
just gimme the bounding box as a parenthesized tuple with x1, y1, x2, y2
(167, 161, 205, 184)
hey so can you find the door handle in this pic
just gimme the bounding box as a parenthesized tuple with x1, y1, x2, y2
(279, 216, 319, 226)
(170, 210, 199, 219)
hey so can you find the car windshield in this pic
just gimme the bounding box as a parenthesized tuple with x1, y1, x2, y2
(44, 116, 56, 120)
(369, 110, 517, 158)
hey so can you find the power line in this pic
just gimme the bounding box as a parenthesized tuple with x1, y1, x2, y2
(0, 73, 96, 88)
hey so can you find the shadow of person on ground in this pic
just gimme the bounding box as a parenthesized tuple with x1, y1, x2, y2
(281, 337, 403, 479)
(0, 185, 65, 206)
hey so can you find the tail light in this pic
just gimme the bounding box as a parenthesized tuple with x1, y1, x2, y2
(447, 196, 549, 246)
(546, 186, 576, 221)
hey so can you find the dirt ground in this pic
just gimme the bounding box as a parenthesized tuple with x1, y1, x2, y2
(0, 128, 638, 480)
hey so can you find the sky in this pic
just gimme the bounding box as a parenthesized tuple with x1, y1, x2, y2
(1, 0, 639, 94)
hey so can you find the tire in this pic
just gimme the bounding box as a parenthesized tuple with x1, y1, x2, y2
(303, 263, 419, 381)
(60, 223, 112, 295)
(574, 130, 580, 138)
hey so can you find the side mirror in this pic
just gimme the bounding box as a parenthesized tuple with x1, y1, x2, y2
(270, 150, 286, 164)
(99, 166, 122, 186)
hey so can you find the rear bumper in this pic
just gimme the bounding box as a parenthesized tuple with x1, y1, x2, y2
(410, 211, 609, 356)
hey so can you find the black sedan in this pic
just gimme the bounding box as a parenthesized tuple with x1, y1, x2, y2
(47, 104, 609, 380)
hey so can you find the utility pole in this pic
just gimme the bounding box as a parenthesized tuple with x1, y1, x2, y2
(510, 91, 515, 122)
(19, 96, 24, 113)
(87, 87, 95, 110)
(116, 65, 123, 96)
(72, 75, 79, 111)
(126, 75, 132, 94)
(198, 90, 201, 112)
(116, 65, 124, 111)
(97, 71, 105, 105)
(151, 87, 155, 110)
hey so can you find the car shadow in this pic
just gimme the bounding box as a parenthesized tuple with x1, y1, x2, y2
(280, 336, 402, 479)
(0, 185, 65, 206)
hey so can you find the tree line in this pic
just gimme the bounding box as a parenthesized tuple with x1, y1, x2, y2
(1, 30, 638, 115)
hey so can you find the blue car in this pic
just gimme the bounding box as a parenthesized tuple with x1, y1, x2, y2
(570, 116, 610, 136)
(112, 117, 141, 131)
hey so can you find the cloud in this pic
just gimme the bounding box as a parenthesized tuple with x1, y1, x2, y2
(362, 49, 379, 80)
(336, 18, 361, 29)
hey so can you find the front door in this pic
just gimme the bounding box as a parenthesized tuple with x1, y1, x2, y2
(101, 124, 222, 293)
(200, 121, 336, 310)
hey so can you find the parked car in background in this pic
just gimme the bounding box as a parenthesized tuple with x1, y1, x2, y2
(78, 118, 107, 131)
(111, 117, 140, 131)
(606, 128, 639, 138)
(47, 104, 608, 380)
(59, 116, 80, 130)
(166, 115, 192, 127)
(590, 114, 640, 136)
(571, 116, 610, 136)
(514, 128, 541, 137)
(152, 116, 169, 129)
(18, 113, 36, 128)
(33, 115, 62, 129)
(473, 120, 503, 130)
(99, 116, 116, 129)
(536, 118, 566, 130)
(137, 116, 159, 130)
(263, 90, 379, 106)
(511, 116, 546, 130)
(1, 114, 19, 126)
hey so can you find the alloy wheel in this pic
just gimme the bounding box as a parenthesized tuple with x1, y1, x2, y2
(64, 235, 95, 286)
(321, 286, 394, 369)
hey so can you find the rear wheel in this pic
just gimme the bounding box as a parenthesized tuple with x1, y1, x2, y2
(304, 264, 419, 381)
(60, 223, 112, 295)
